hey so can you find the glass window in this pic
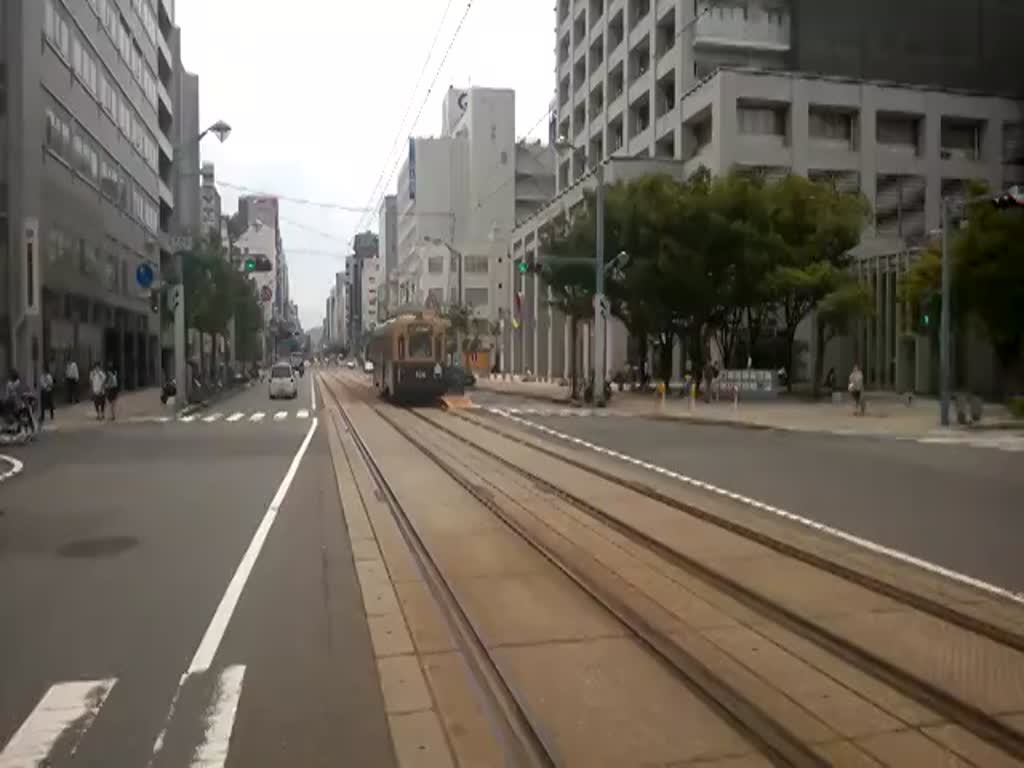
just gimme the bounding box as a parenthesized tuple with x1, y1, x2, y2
(408, 329, 433, 358)
(465, 255, 489, 273)
(465, 287, 489, 308)
(427, 255, 444, 274)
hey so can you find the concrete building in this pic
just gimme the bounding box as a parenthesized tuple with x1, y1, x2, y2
(392, 86, 554, 366)
(324, 288, 336, 347)
(506, 68, 1024, 390)
(1, 0, 197, 388)
(234, 219, 276, 330)
(334, 270, 347, 348)
(377, 195, 398, 317)
(237, 194, 290, 323)
(347, 232, 378, 348)
(553, 0, 1024, 189)
(498, 0, 1024, 390)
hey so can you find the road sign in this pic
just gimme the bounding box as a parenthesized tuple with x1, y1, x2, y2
(169, 234, 193, 253)
(260, 285, 273, 303)
(136, 262, 154, 288)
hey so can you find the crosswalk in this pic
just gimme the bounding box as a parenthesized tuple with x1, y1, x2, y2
(129, 409, 311, 426)
(0, 666, 246, 766)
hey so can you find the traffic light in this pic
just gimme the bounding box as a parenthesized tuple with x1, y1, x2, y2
(150, 288, 160, 314)
(517, 258, 543, 275)
(243, 255, 273, 272)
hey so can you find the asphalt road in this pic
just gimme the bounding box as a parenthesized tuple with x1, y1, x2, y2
(476, 396, 1024, 595)
(0, 376, 395, 766)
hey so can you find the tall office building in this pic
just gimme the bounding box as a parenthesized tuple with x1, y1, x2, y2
(377, 195, 397, 318)
(553, 0, 1024, 188)
(2, 0, 196, 387)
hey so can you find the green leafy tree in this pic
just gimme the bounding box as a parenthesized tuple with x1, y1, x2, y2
(763, 175, 869, 389)
(813, 278, 874, 396)
(901, 186, 1024, 396)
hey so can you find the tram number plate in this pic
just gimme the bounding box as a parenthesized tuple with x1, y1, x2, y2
(415, 370, 427, 379)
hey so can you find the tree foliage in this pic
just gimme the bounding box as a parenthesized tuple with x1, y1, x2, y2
(538, 169, 869, 396)
(901, 185, 1024, 394)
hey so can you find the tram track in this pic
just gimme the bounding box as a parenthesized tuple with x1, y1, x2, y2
(321, 372, 1024, 765)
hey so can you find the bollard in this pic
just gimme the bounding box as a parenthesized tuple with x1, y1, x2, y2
(733, 383, 739, 411)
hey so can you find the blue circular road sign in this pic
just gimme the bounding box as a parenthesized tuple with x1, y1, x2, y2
(136, 263, 155, 288)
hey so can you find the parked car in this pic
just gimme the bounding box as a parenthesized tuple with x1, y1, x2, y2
(268, 362, 298, 399)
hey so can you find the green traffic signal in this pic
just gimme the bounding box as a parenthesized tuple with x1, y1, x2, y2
(518, 261, 527, 273)
(244, 257, 257, 272)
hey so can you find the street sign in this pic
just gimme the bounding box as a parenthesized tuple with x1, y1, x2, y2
(135, 262, 155, 288)
(169, 234, 193, 253)
(260, 285, 273, 303)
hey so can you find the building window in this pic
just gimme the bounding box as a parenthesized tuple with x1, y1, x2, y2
(44, 0, 71, 61)
(941, 118, 984, 162)
(428, 255, 444, 274)
(809, 106, 858, 149)
(45, 108, 71, 160)
(465, 288, 489, 308)
(465, 255, 489, 273)
(877, 113, 921, 155)
(1005, 122, 1024, 165)
(737, 103, 787, 139)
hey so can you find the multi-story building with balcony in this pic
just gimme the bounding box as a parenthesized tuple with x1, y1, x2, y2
(500, 0, 1024, 394)
(1, 0, 201, 389)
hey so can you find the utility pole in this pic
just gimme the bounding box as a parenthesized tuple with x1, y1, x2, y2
(594, 162, 607, 407)
(939, 197, 951, 427)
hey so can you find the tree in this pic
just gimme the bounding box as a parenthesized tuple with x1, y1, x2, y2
(763, 175, 869, 389)
(901, 187, 1024, 396)
(441, 302, 473, 360)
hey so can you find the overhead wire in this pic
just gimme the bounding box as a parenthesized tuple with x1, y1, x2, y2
(215, 179, 375, 212)
(354, 0, 458, 232)
(357, 0, 477, 233)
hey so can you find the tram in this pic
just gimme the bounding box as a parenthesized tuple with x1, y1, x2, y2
(366, 313, 449, 403)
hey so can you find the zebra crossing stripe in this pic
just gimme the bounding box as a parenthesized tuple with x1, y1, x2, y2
(189, 665, 246, 767)
(202, 413, 223, 423)
(296, 409, 310, 419)
(225, 412, 245, 423)
(179, 414, 197, 423)
(273, 411, 287, 421)
(249, 412, 265, 422)
(0, 678, 117, 766)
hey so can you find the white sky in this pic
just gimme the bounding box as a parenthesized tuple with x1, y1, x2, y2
(176, 0, 555, 330)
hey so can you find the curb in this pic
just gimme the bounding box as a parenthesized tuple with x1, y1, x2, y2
(177, 381, 253, 417)
(0, 454, 25, 484)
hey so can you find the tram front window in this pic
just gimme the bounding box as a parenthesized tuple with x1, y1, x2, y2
(408, 329, 433, 359)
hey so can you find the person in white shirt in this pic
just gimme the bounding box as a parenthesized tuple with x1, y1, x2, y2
(89, 363, 107, 420)
(39, 366, 55, 423)
(65, 359, 80, 404)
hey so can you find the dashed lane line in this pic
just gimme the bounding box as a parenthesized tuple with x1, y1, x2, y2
(249, 412, 265, 422)
(225, 412, 245, 423)
(273, 411, 287, 422)
(492, 408, 1024, 606)
(202, 413, 224, 423)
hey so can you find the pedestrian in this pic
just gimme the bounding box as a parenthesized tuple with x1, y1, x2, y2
(39, 365, 55, 423)
(90, 362, 107, 420)
(104, 363, 119, 421)
(65, 358, 80, 403)
(848, 363, 865, 416)
(824, 367, 837, 396)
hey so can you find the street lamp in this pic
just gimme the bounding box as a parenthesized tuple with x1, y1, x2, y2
(553, 138, 608, 407)
(169, 120, 231, 409)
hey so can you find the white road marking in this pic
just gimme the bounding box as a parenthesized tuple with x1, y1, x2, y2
(310, 375, 316, 410)
(249, 412, 265, 422)
(179, 414, 197, 423)
(225, 412, 245, 423)
(151, 417, 318, 764)
(493, 409, 1024, 606)
(296, 409, 310, 419)
(186, 417, 318, 674)
(190, 666, 246, 767)
(0, 678, 117, 766)
(0, 454, 24, 484)
(273, 411, 287, 421)
(202, 413, 224, 423)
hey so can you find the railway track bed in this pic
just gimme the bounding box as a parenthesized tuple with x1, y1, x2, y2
(320, 372, 1024, 767)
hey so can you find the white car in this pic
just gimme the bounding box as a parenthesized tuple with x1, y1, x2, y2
(363, 360, 375, 374)
(268, 362, 298, 399)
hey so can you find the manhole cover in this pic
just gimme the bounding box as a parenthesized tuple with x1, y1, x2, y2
(57, 536, 139, 559)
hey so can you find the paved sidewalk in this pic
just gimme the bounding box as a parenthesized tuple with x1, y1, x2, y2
(42, 386, 171, 431)
(474, 377, 1022, 439)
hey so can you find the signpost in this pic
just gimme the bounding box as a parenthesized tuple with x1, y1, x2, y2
(135, 262, 155, 289)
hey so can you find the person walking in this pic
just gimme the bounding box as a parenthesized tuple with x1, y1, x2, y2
(104, 364, 119, 421)
(65, 358, 80, 403)
(848, 363, 865, 416)
(90, 362, 107, 420)
(39, 366, 55, 423)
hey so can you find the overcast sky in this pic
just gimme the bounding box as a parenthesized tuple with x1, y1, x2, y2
(176, 0, 554, 330)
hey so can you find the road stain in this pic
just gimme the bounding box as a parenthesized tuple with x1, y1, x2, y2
(57, 535, 140, 559)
